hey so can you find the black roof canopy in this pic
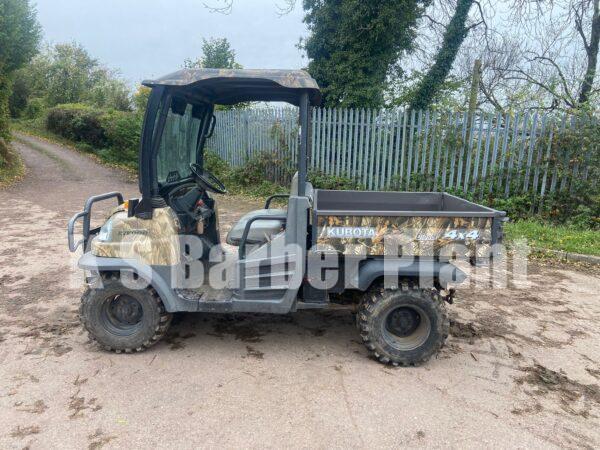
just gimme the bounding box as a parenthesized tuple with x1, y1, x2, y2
(143, 68, 321, 106)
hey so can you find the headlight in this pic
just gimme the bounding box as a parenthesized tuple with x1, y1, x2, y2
(96, 217, 115, 242)
(96, 212, 126, 242)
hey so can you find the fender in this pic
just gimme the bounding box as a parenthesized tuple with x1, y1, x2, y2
(352, 258, 467, 291)
(77, 252, 198, 312)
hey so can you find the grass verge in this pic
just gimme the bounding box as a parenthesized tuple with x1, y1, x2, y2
(0, 139, 25, 188)
(505, 220, 600, 257)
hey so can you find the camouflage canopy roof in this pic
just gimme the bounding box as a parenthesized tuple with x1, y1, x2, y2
(142, 68, 321, 106)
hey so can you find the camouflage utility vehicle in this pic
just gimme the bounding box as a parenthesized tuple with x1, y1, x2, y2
(68, 69, 506, 365)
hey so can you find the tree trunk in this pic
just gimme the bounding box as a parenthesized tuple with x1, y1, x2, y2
(578, 0, 600, 105)
(409, 0, 475, 110)
(467, 59, 481, 114)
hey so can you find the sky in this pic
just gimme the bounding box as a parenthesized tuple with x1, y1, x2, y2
(34, 0, 308, 86)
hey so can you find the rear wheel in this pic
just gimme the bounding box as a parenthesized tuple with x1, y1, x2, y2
(80, 275, 172, 353)
(358, 285, 449, 366)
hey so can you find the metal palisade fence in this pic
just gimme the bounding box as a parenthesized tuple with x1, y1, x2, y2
(207, 107, 598, 199)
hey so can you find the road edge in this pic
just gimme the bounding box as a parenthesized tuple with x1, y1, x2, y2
(12, 128, 137, 180)
(0, 138, 26, 189)
(530, 246, 600, 265)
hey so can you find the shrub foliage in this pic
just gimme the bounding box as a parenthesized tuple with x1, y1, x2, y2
(45, 103, 141, 168)
(36, 103, 598, 228)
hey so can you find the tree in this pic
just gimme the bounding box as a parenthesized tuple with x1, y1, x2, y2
(202, 1, 431, 108)
(480, 0, 600, 110)
(87, 69, 132, 111)
(11, 42, 132, 115)
(387, 69, 465, 109)
(45, 43, 101, 106)
(8, 76, 30, 118)
(9, 46, 51, 107)
(184, 37, 245, 109)
(409, 0, 486, 109)
(575, 0, 599, 104)
(0, 0, 41, 139)
(399, 0, 600, 111)
(302, 0, 430, 108)
(184, 37, 242, 69)
(133, 86, 152, 113)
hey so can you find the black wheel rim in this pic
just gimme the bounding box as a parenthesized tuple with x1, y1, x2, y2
(101, 295, 143, 336)
(381, 305, 431, 351)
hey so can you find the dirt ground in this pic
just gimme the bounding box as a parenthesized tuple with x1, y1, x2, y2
(1, 134, 599, 449)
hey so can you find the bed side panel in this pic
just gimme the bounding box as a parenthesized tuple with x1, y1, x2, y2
(314, 215, 492, 258)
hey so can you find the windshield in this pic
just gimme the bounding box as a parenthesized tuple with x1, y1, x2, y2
(156, 100, 205, 184)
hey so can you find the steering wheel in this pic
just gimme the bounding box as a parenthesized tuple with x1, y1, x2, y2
(189, 163, 228, 194)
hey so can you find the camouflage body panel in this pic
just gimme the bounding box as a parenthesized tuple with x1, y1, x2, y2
(143, 68, 319, 89)
(142, 69, 321, 106)
(91, 207, 181, 266)
(315, 215, 492, 258)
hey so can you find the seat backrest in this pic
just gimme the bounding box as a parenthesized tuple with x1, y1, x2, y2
(290, 172, 313, 199)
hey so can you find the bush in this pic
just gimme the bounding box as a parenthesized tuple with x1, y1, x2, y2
(204, 150, 231, 180)
(23, 97, 45, 119)
(487, 195, 533, 222)
(204, 150, 287, 197)
(446, 183, 600, 231)
(0, 138, 24, 185)
(569, 203, 600, 229)
(230, 150, 293, 186)
(43, 103, 142, 169)
(8, 76, 29, 119)
(204, 150, 368, 196)
(98, 110, 141, 167)
(0, 138, 12, 167)
(133, 86, 151, 113)
(308, 170, 362, 190)
(46, 103, 108, 147)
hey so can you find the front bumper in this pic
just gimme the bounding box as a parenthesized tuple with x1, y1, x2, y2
(68, 192, 124, 252)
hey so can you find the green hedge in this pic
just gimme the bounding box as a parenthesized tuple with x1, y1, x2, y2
(45, 104, 141, 168)
(46, 104, 108, 147)
(98, 110, 141, 166)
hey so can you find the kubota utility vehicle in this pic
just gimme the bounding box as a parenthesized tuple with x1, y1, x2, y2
(68, 69, 506, 365)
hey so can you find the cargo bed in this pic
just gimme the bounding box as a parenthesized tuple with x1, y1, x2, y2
(311, 190, 506, 260)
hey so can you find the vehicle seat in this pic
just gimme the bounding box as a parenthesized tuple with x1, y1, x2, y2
(225, 208, 286, 246)
(225, 172, 313, 246)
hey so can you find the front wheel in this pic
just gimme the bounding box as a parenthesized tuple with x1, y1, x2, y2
(358, 285, 449, 366)
(80, 275, 172, 353)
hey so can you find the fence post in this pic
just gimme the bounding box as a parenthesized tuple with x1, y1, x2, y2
(244, 110, 250, 160)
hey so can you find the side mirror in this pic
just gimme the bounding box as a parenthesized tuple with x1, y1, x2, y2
(205, 114, 216, 138)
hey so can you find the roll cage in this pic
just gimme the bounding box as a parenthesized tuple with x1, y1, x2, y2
(133, 69, 321, 219)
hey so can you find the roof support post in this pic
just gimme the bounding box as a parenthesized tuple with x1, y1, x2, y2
(139, 86, 163, 200)
(298, 91, 310, 197)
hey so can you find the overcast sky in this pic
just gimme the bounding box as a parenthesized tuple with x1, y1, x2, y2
(34, 0, 308, 86)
